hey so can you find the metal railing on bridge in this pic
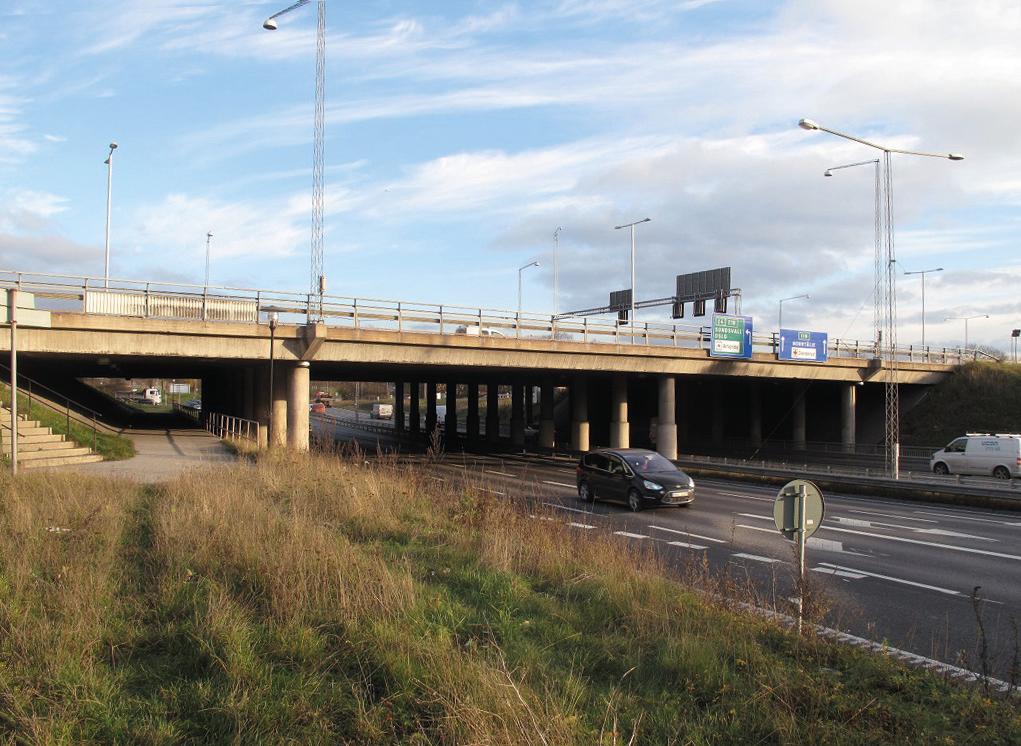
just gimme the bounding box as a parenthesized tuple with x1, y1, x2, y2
(205, 411, 260, 444)
(0, 268, 994, 365)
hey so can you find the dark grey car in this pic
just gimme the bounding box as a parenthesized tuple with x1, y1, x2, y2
(576, 448, 695, 511)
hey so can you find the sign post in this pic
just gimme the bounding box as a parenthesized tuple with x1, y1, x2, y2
(8, 289, 17, 475)
(773, 479, 826, 634)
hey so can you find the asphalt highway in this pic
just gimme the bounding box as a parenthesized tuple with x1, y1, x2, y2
(314, 417, 1021, 680)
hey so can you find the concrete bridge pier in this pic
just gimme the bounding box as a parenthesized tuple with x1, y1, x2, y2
(270, 364, 288, 447)
(571, 377, 589, 452)
(394, 381, 405, 433)
(287, 362, 310, 451)
(511, 384, 525, 446)
(841, 383, 857, 452)
(254, 366, 270, 449)
(749, 382, 762, 448)
(486, 382, 500, 442)
(409, 381, 420, 434)
(539, 381, 555, 448)
(426, 382, 438, 436)
(792, 386, 807, 451)
(445, 381, 458, 447)
(657, 376, 677, 460)
(610, 375, 629, 448)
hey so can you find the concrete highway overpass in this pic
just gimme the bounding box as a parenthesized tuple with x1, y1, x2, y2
(1, 271, 969, 457)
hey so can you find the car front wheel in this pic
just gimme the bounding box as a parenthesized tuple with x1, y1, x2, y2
(627, 488, 643, 512)
(933, 462, 950, 476)
(579, 480, 595, 502)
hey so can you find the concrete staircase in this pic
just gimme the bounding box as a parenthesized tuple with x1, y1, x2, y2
(0, 406, 104, 468)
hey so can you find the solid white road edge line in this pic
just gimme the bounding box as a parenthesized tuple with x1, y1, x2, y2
(646, 525, 728, 543)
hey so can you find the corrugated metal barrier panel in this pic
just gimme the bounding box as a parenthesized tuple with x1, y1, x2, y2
(85, 291, 258, 322)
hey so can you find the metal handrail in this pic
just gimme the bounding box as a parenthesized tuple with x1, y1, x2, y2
(205, 411, 259, 443)
(0, 360, 101, 452)
(0, 268, 980, 365)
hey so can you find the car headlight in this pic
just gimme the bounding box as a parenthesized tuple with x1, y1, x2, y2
(642, 480, 663, 491)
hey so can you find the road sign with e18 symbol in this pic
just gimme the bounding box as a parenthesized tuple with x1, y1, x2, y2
(778, 329, 828, 363)
(709, 313, 753, 359)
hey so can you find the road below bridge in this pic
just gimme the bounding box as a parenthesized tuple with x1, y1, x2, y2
(319, 417, 1021, 682)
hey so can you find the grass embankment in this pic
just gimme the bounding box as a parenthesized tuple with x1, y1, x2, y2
(0, 389, 134, 461)
(1, 454, 1019, 743)
(902, 362, 1021, 446)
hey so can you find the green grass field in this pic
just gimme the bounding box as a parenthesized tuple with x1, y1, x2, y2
(1, 453, 1018, 743)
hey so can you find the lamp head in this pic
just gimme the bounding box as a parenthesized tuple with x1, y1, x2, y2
(798, 118, 820, 131)
(263, 18, 278, 30)
(207, 231, 213, 239)
(948, 153, 964, 161)
(823, 170, 832, 177)
(109, 142, 118, 151)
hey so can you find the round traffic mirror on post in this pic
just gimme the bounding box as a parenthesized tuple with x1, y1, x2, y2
(773, 479, 825, 540)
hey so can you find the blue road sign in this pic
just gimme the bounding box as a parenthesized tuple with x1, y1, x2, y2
(779, 329, 828, 363)
(710, 314, 754, 359)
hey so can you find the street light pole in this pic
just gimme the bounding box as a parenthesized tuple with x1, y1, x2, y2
(824, 159, 881, 356)
(614, 217, 651, 328)
(553, 226, 563, 317)
(945, 314, 989, 352)
(803, 118, 962, 480)
(103, 142, 118, 288)
(778, 294, 810, 331)
(518, 260, 540, 319)
(204, 231, 214, 288)
(903, 267, 943, 348)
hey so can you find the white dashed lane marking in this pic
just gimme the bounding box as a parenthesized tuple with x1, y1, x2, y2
(614, 531, 649, 540)
(542, 480, 576, 488)
(731, 553, 781, 564)
(647, 525, 729, 543)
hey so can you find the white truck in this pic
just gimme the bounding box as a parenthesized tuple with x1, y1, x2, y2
(930, 433, 1021, 480)
(372, 403, 394, 420)
(142, 387, 162, 406)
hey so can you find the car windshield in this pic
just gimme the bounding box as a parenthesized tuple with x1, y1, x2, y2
(623, 452, 676, 473)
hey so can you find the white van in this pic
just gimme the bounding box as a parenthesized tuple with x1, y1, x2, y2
(372, 403, 394, 420)
(454, 325, 505, 337)
(143, 387, 162, 406)
(930, 434, 1021, 480)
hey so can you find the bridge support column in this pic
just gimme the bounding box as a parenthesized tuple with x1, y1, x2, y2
(609, 375, 629, 449)
(270, 365, 288, 448)
(486, 383, 500, 442)
(254, 366, 270, 449)
(749, 382, 762, 448)
(792, 386, 806, 451)
(426, 382, 438, 436)
(525, 385, 534, 426)
(467, 383, 480, 441)
(841, 383, 856, 453)
(657, 376, 677, 460)
(287, 362, 310, 452)
(394, 382, 405, 433)
(571, 377, 589, 452)
(445, 382, 458, 447)
(511, 384, 525, 446)
(409, 381, 420, 434)
(711, 381, 725, 447)
(539, 381, 555, 449)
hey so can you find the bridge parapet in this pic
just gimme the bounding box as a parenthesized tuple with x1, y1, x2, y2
(1, 268, 992, 367)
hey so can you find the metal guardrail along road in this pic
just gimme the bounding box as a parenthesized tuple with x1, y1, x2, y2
(0, 269, 996, 364)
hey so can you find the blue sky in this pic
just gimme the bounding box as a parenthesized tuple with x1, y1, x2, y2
(3, 0, 1020, 349)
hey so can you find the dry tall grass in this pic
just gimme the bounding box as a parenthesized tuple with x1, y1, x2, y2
(2, 453, 1019, 744)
